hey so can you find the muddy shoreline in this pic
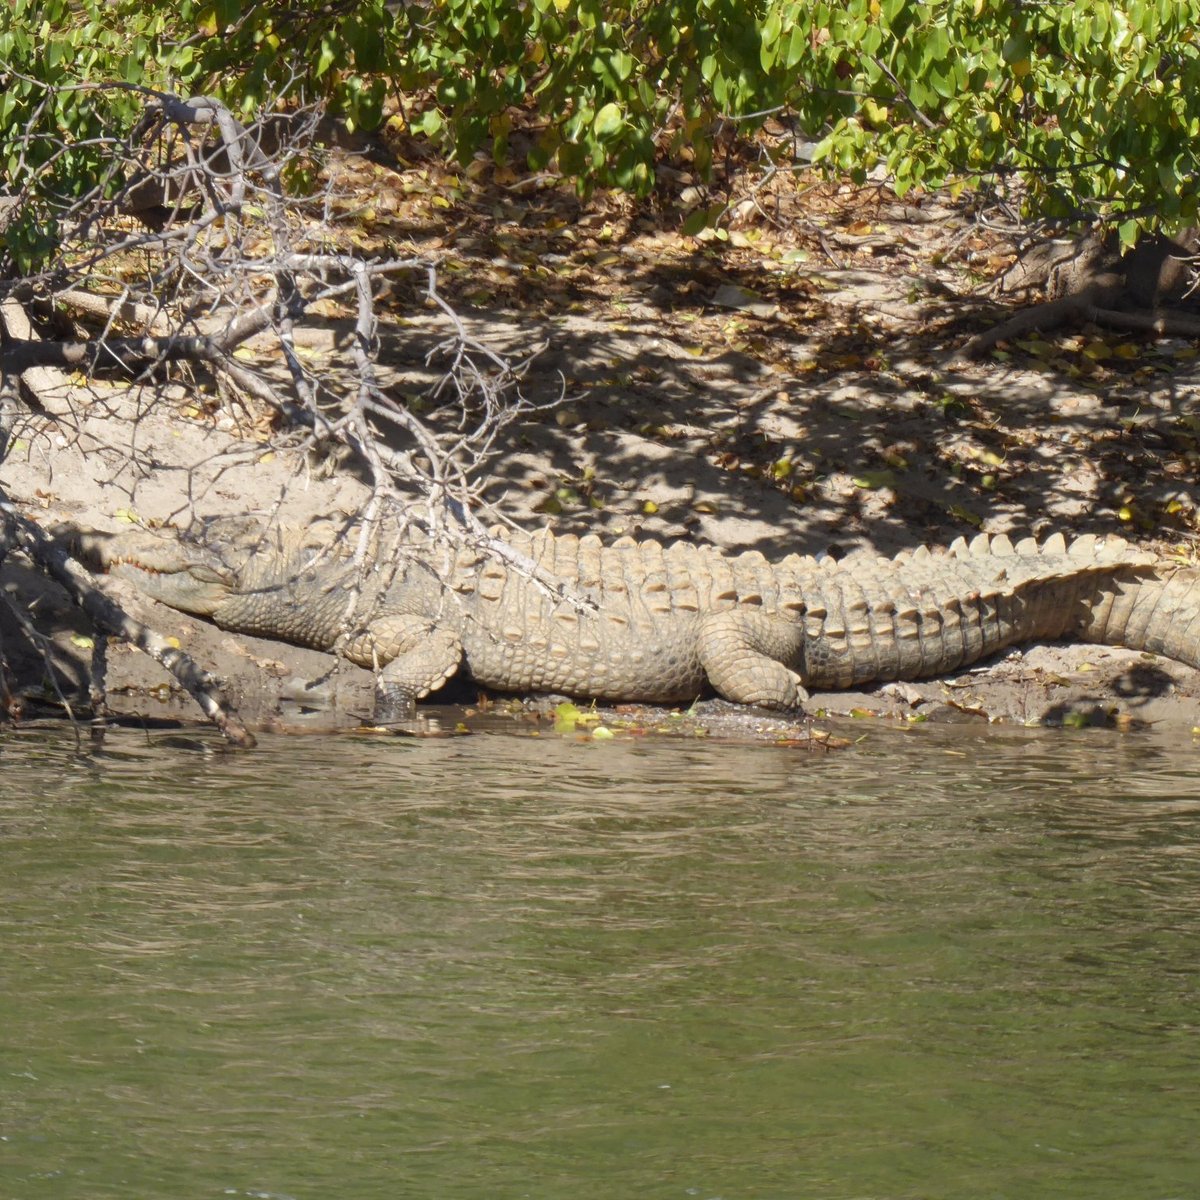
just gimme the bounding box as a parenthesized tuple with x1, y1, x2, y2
(4, 168, 1199, 742)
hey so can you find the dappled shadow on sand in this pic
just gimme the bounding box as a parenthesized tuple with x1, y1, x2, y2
(359, 238, 1200, 558)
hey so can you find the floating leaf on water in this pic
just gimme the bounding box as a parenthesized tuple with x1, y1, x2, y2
(591, 726, 615, 740)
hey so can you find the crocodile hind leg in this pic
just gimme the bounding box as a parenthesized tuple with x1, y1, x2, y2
(368, 615, 464, 721)
(696, 610, 808, 710)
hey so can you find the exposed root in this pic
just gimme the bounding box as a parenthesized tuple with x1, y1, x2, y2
(959, 227, 1200, 359)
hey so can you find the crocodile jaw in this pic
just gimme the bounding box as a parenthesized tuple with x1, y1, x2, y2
(106, 558, 234, 617)
(71, 530, 235, 618)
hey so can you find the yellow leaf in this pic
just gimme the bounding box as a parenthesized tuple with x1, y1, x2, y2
(114, 508, 139, 524)
(166, 636, 181, 649)
(1083, 340, 1111, 360)
(70, 634, 94, 650)
(853, 470, 896, 489)
(1112, 343, 1140, 359)
(772, 458, 793, 479)
(642, 499, 659, 514)
(1118, 505, 1134, 522)
(861, 98, 889, 127)
(591, 726, 615, 740)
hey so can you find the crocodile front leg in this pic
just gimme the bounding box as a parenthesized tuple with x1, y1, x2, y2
(696, 610, 809, 710)
(368, 614, 464, 721)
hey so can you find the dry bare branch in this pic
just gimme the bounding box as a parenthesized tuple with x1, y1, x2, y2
(0, 81, 563, 737)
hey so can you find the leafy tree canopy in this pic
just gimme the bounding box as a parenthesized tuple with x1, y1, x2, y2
(3, 0, 1199, 254)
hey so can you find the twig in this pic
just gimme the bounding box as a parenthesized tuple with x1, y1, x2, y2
(0, 499, 256, 747)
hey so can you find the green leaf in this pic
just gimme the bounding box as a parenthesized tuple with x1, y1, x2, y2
(593, 101, 623, 138)
(784, 23, 807, 69)
(760, 8, 782, 70)
(681, 207, 712, 236)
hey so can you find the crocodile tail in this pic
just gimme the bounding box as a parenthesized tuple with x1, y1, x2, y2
(1078, 566, 1200, 668)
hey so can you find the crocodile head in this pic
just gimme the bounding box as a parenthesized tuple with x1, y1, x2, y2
(70, 528, 235, 617)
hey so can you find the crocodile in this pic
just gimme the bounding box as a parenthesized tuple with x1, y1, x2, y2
(74, 517, 1200, 716)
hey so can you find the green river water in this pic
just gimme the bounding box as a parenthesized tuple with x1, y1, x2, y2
(1, 720, 1198, 1199)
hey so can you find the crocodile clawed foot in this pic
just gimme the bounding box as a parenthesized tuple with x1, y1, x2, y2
(371, 684, 418, 726)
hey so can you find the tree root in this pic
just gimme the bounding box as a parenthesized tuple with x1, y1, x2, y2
(958, 281, 1119, 358)
(959, 294, 1200, 358)
(959, 227, 1200, 358)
